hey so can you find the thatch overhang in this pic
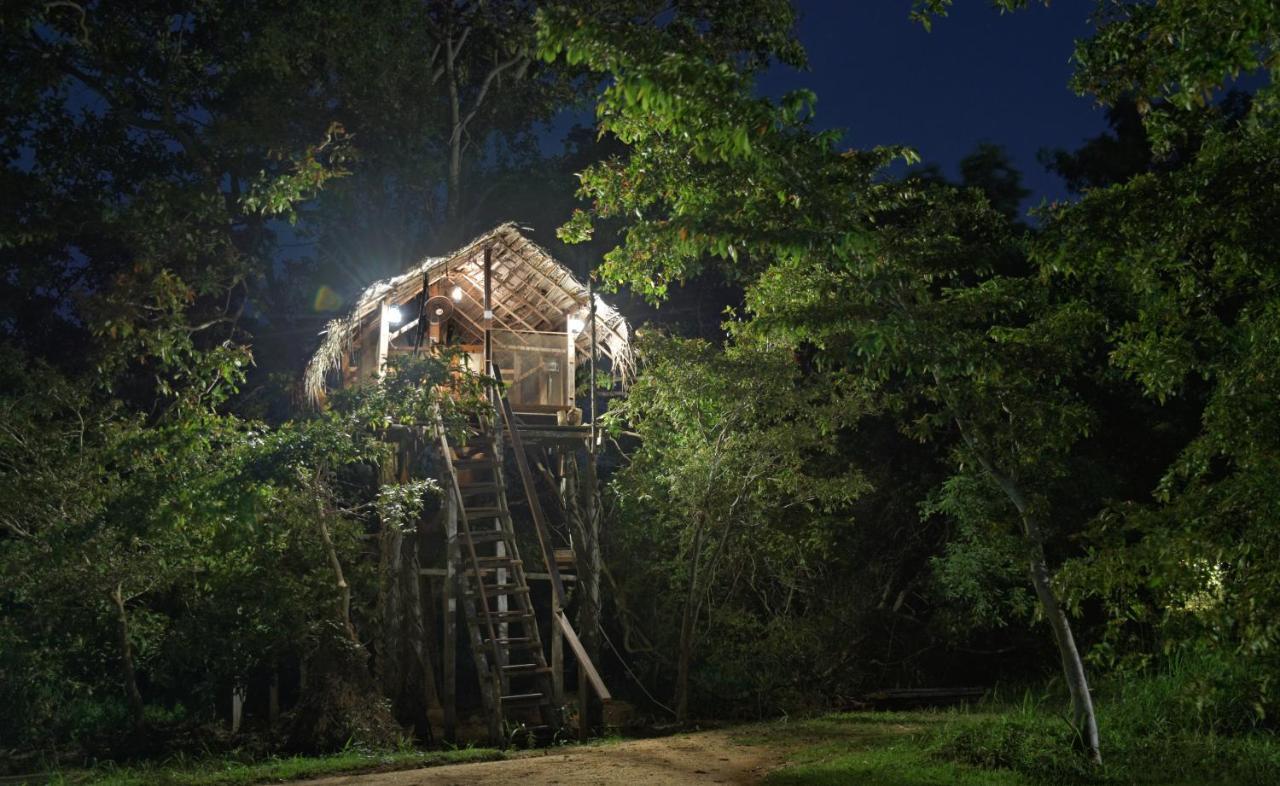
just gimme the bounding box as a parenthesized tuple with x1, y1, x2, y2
(304, 223, 632, 404)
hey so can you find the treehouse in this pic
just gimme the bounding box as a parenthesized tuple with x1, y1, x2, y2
(303, 224, 629, 746)
(304, 223, 631, 418)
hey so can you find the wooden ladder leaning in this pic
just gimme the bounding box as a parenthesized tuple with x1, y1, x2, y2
(436, 408, 561, 745)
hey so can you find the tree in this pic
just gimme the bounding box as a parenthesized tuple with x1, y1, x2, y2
(539, 0, 1107, 759)
(1028, 1, 1280, 720)
(606, 335, 866, 720)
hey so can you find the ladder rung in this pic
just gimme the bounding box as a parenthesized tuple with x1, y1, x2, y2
(502, 663, 552, 674)
(458, 529, 508, 544)
(474, 556, 521, 566)
(485, 636, 538, 648)
(467, 567, 525, 578)
(458, 483, 501, 495)
(491, 609, 536, 622)
(500, 692, 547, 705)
(468, 583, 529, 595)
(464, 506, 506, 519)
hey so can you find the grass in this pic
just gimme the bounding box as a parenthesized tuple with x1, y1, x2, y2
(736, 705, 1280, 786)
(934, 704, 1280, 786)
(37, 746, 504, 786)
(735, 711, 1032, 786)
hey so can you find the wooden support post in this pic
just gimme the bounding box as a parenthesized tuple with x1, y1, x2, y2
(377, 301, 393, 378)
(442, 492, 458, 743)
(579, 466, 604, 737)
(483, 246, 493, 368)
(566, 316, 576, 412)
(582, 297, 604, 736)
(428, 279, 443, 348)
(551, 588, 565, 704)
(589, 281, 598, 430)
(493, 424, 509, 667)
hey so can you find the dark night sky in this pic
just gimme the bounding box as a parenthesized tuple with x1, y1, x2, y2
(757, 0, 1105, 214)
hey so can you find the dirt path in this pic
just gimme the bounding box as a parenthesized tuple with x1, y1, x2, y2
(292, 730, 785, 786)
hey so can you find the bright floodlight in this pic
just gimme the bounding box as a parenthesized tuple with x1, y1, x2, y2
(386, 305, 403, 324)
(451, 285, 464, 302)
(567, 316, 587, 333)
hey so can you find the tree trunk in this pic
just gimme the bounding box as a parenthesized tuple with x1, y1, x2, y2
(445, 37, 463, 228)
(981, 460, 1102, 764)
(577, 451, 604, 738)
(316, 514, 358, 645)
(110, 583, 145, 734)
(937, 381, 1103, 765)
(378, 447, 436, 742)
(674, 520, 707, 723)
(269, 669, 281, 725)
(1024, 521, 1101, 762)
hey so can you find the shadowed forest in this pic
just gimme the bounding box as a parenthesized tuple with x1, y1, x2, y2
(3, 2, 1280, 784)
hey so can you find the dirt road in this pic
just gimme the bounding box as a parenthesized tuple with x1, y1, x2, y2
(291, 730, 784, 786)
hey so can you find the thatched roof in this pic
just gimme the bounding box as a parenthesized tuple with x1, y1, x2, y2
(303, 223, 632, 403)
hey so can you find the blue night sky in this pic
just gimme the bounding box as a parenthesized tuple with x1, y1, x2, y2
(758, 0, 1107, 214)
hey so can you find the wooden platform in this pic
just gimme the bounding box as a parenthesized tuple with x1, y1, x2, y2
(512, 423, 593, 447)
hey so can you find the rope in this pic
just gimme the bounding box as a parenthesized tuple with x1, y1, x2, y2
(598, 622, 677, 718)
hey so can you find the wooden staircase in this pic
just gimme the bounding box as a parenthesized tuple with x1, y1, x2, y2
(437, 412, 562, 744)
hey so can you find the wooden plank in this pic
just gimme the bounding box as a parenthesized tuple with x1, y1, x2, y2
(389, 316, 419, 342)
(483, 246, 493, 367)
(419, 568, 577, 582)
(377, 302, 392, 378)
(551, 589, 564, 703)
(566, 320, 576, 412)
(556, 610, 611, 701)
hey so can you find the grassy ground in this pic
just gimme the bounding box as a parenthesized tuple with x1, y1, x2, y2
(735, 712, 1031, 786)
(37, 747, 504, 786)
(25, 703, 1280, 785)
(737, 708, 1280, 786)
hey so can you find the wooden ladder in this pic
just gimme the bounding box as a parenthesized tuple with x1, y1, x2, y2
(437, 410, 561, 745)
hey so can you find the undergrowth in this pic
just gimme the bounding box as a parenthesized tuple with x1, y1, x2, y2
(932, 653, 1280, 785)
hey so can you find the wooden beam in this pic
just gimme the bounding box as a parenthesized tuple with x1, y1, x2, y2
(377, 301, 392, 378)
(566, 318, 576, 412)
(389, 316, 419, 342)
(589, 281, 598, 430)
(557, 610, 610, 702)
(419, 568, 577, 582)
(456, 275, 541, 334)
(483, 246, 493, 368)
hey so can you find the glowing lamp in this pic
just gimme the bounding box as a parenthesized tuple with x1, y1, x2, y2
(567, 316, 586, 334)
(451, 285, 464, 302)
(385, 305, 403, 324)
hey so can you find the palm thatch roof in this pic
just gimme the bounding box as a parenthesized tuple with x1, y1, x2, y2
(304, 223, 632, 404)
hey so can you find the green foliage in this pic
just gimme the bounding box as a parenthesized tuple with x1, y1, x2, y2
(934, 660, 1280, 784)
(604, 334, 869, 715)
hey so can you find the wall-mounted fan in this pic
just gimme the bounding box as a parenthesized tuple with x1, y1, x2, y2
(425, 294, 455, 325)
